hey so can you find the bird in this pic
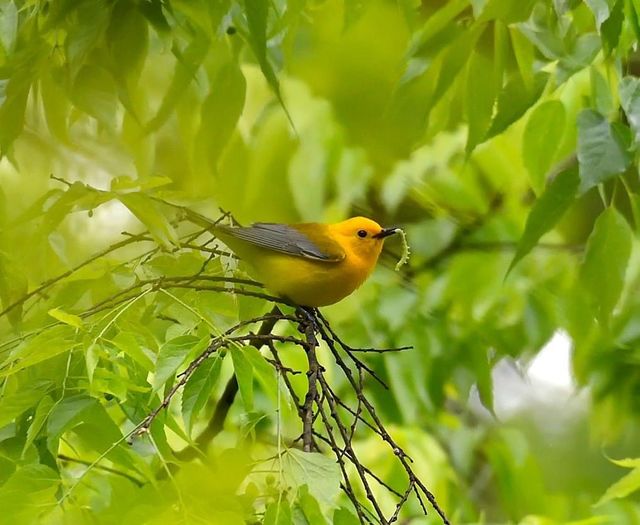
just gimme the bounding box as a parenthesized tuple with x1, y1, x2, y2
(212, 217, 398, 307)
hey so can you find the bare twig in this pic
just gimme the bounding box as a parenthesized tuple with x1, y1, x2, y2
(297, 307, 321, 453)
(132, 337, 228, 438)
(0, 231, 149, 319)
(132, 309, 287, 439)
(314, 313, 451, 525)
(57, 454, 145, 487)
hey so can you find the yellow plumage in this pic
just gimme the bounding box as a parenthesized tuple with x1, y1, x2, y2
(214, 217, 397, 307)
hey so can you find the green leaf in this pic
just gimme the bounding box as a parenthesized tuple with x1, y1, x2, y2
(493, 21, 508, 104)
(153, 335, 203, 391)
(264, 498, 292, 525)
(408, 0, 469, 57)
(557, 34, 601, 83)
(243, 345, 278, 401)
(333, 507, 360, 525)
(619, 76, 640, 142)
(243, 0, 288, 119)
(147, 252, 206, 277)
(577, 109, 632, 193)
(37, 182, 111, 235)
(522, 100, 566, 193)
(281, 448, 341, 508)
(597, 467, 640, 505)
(40, 67, 69, 142)
(24, 395, 55, 453)
(117, 192, 179, 248)
(486, 71, 548, 139)
(465, 50, 495, 154)
(139, 0, 171, 34)
(601, 0, 624, 52)
(195, 63, 246, 171)
(590, 67, 615, 116)
(0, 381, 51, 429)
(585, 0, 616, 29)
(508, 167, 579, 275)
(47, 395, 96, 449)
(231, 348, 254, 411)
(85, 342, 101, 383)
(47, 395, 140, 472)
(70, 65, 118, 131)
(182, 354, 223, 434)
(0, 42, 43, 155)
(432, 25, 484, 108)
(510, 28, 534, 88)
(298, 485, 328, 525)
(48, 307, 83, 329)
(626, 0, 640, 42)
(64, 0, 110, 71)
(0, 2, 18, 54)
(0, 465, 59, 525)
(343, 0, 367, 29)
(111, 331, 154, 372)
(107, 1, 148, 82)
(0, 251, 27, 327)
(580, 207, 633, 326)
(0, 326, 76, 378)
(477, 0, 537, 23)
(610, 457, 640, 468)
(146, 32, 210, 132)
(470, 345, 494, 412)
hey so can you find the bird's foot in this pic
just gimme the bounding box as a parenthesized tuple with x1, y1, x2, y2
(296, 306, 320, 334)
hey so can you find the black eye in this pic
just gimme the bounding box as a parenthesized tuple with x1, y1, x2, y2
(357, 229, 367, 238)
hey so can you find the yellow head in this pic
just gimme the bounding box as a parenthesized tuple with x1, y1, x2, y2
(328, 217, 397, 264)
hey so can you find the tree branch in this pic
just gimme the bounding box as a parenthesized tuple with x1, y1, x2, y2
(298, 307, 320, 453)
(57, 454, 145, 487)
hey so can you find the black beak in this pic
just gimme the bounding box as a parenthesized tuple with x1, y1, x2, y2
(373, 227, 398, 239)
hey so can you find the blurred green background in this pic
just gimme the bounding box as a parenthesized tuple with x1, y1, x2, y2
(2, 0, 640, 523)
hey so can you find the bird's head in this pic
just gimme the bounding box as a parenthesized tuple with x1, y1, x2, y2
(330, 217, 398, 263)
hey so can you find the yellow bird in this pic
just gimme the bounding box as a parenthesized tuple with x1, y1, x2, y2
(214, 217, 398, 307)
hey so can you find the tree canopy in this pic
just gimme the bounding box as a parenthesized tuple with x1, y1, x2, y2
(2, 0, 640, 523)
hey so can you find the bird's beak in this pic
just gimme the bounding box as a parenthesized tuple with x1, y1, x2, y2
(373, 227, 399, 239)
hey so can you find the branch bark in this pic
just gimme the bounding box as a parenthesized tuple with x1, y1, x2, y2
(298, 307, 320, 453)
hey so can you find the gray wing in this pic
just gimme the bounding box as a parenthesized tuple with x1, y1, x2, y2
(215, 223, 344, 262)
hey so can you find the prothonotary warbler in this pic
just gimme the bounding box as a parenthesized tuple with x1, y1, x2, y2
(213, 217, 399, 307)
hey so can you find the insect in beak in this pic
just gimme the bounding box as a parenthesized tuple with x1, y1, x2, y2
(373, 228, 399, 239)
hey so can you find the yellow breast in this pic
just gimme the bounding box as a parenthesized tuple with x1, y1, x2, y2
(252, 251, 375, 307)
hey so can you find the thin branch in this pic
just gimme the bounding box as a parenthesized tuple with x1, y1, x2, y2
(133, 309, 292, 438)
(317, 370, 389, 523)
(132, 337, 228, 438)
(312, 431, 404, 499)
(0, 231, 149, 319)
(315, 315, 451, 525)
(298, 307, 321, 453)
(315, 401, 371, 524)
(57, 454, 145, 487)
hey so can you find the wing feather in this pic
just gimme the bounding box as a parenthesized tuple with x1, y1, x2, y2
(215, 223, 345, 262)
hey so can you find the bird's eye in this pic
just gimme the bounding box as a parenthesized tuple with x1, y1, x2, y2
(357, 229, 367, 238)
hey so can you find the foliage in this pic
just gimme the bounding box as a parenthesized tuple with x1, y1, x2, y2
(2, 0, 640, 523)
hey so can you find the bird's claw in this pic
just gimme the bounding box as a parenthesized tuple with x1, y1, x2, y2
(296, 306, 320, 333)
